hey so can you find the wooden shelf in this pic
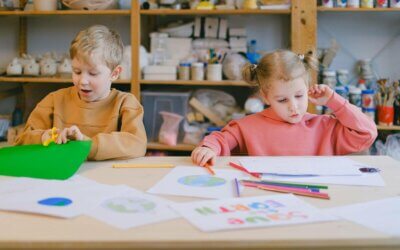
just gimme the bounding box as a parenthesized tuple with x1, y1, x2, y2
(147, 142, 195, 151)
(0, 9, 130, 15)
(377, 125, 400, 131)
(318, 7, 400, 12)
(140, 80, 250, 86)
(0, 76, 130, 84)
(140, 9, 290, 15)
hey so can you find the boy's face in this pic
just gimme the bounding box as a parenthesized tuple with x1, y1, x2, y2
(263, 77, 309, 124)
(71, 55, 120, 102)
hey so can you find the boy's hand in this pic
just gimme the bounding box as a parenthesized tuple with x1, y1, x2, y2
(56, 126, 86, 144)
(191, 146, 216, 167)
(308, 84, 334, 106)
(41, 128, 55, 145)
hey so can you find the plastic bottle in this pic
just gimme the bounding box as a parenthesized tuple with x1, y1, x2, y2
(246, 39, 260, 64)
(357, 79, 367, 90)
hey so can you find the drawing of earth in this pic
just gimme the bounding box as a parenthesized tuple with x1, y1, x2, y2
(178, 175, 226, 187)
(102, 197, 156, 213)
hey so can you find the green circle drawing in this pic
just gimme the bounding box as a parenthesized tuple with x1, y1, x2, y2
(102, 197, 156, 213)
(178, 175, 226, 187)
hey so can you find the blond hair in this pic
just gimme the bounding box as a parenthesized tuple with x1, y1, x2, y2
(242, 50, 318, 93)
(70, 25, 123, 70)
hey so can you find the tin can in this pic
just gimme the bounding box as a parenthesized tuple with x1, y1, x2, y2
(391, 0, 400, 7)
(178, 62, 191, 80)
(322, 0, 334, 7)
(191, 62, 204, 81)
(361, 89, 375, 109)
(335, 0, 347, 7)
(362, 108, 376, 121)
(347, 0, 360, 7)
(376, 0, 388, 7)
(360, 0, 374, 8)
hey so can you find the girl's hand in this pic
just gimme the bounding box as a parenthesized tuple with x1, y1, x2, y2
(55, 125, 86, 144)
(191, 146, 216, 167)
(308, 84, 334, 106)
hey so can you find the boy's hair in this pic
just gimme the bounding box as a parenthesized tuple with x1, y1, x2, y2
(70, 25, 124, 70)
(242, 49, 318, 92)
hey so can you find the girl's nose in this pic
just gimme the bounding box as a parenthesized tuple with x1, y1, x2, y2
(288, 100, 297, 111)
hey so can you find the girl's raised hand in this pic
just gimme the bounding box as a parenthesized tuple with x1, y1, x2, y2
(191, 146, 216, 167)
(308, 84, 334, 106)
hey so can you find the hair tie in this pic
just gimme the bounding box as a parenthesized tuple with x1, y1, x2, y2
(298, 54, 305, 61)
(251, 64, 258, 70)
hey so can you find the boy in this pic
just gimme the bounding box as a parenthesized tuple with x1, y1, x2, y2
(15, 25, 147, 160)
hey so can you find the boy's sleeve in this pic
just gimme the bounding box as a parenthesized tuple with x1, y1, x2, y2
(14, 95, 54, 145)
(326, 92, 378, 154)
(88, 96, 147, 161)
(199, 120, 243, 156)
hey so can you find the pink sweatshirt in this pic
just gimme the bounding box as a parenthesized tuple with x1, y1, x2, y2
(200, 93, 377, 156)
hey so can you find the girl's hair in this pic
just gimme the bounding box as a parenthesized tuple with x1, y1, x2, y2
(70, 25, 124, 70)
(242, 49, 318, 92)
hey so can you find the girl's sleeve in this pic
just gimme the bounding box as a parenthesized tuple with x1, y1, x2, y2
(14, 94, 54, 145)
(326, 92, 378, 154)
(88, 96, 147, 161)
(199, 120, 244, 156)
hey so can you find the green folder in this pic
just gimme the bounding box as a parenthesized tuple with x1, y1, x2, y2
(0, 141, 91, 180)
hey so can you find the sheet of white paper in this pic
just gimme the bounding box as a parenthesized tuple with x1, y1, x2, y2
(240, 156, 367, 176)
(260, 172, 385, 186)
(147, 166, 246, 199)
(170, 194, 337, 232)
(326, 197, 400, 236)
(0, 176, 122, 218)
(88, 185, 180, 229)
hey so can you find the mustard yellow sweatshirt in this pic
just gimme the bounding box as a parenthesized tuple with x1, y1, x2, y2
(15, 87, 147, 161)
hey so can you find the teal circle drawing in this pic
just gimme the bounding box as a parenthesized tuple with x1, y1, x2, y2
(178, 175, 226, 187)
(38, 197, 72, 206)
(102, 197, 156, 213)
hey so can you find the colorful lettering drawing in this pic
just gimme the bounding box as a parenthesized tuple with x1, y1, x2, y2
(102, 197, 156, 213)
(38, 197, 72, 206)
(178, 175, 226, 187)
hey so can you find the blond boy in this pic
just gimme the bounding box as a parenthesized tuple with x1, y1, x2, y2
(15, 25, 147, 160)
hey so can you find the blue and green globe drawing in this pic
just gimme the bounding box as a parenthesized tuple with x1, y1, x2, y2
(178, 175, 226, 187)
(38, 197, 72, 206)
(102, 197, 156, 213)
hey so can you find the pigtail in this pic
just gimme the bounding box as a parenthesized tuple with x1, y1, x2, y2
(242, 63, 259, 88)
(302, 51, 319, 73)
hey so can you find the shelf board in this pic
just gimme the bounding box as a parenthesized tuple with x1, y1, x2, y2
(147, 142, 195, 151)
(140, 9, 290, 15)
(318, 7, 400, 12)
(0, 76, 130, 84)
(0, 9, 130, 16)
(377, 125, 400, 131)
(140, 80, 250, 86)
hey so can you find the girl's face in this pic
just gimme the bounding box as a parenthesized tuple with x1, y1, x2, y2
(263, 77, 309, 124)
(72, 55, 120, 102)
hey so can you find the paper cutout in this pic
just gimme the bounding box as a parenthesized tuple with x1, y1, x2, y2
(0, 141, 91, 180)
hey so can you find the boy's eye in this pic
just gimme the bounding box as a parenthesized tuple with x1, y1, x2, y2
(90, 72, 99, 76)
(73, 71, 81, 75)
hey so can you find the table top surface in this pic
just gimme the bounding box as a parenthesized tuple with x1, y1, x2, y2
(1, 156, 399, 250)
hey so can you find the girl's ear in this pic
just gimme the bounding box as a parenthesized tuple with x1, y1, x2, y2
(111, 65, 122, 81)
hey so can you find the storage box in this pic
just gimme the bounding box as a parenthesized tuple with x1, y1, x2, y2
(141, 91, 191, 142)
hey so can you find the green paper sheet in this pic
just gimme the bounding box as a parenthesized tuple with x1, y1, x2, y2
(0, 141, 91, 180)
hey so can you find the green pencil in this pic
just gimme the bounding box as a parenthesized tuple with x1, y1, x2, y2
(241, 179, 328, 189)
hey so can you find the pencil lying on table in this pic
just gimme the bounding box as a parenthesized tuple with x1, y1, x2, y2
(112, 163, 175, 168)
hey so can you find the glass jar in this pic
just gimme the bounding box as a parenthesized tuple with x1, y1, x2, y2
(191, 62, 204, 81)
(337, 69, 349, 86)
(322, 70, 337, 89)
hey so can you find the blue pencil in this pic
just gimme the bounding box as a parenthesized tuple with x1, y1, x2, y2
(234, 178, 240, 197)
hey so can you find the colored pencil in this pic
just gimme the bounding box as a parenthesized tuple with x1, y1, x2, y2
(241, 179, 328, 190)
(112, 163, 174, 168)
(204, 163, 215, 175)
(241, 182, 330, 200)
(234, 178, 240, 197)
(229, 162, 261, 178)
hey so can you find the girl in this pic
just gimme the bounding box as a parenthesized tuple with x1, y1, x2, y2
(191, 50, 377, 167)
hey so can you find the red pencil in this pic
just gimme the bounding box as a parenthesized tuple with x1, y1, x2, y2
(229, 162, 261, 178)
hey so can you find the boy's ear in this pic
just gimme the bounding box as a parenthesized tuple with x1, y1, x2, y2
(110, 65, 122, 81)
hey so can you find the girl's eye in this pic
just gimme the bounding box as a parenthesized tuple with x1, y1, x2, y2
(278, 99, 287, 103)
(90, 72, 99, 76)
(295, 95, 303, 98)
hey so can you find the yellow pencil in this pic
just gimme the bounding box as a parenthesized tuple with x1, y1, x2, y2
(204, 163, 215, 175)
(112, 163, 175, 168)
